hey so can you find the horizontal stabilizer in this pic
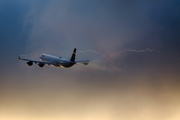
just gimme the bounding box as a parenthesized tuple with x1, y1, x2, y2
(75, 55, 108, 65)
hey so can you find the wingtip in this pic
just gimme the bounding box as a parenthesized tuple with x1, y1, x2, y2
(18, 56, 21, 59)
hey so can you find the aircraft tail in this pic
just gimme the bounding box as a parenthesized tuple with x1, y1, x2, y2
(70, 48, 76, 62)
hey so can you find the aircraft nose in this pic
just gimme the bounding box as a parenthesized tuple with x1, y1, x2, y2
(40, 54, 45, 58)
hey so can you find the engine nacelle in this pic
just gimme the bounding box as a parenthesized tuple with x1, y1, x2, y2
(27, 61, 33, 66)
(38, 63, 45, 67)
(82, 62, 89, 65)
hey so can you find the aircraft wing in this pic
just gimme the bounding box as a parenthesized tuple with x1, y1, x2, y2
(75, 55, 109, 65)
(18, 56, 52, 65)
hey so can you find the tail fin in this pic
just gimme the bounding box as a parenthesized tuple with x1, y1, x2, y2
(70, 48, 76, 62)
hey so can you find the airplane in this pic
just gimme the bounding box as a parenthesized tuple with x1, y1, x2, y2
(18, 48, 108, 68)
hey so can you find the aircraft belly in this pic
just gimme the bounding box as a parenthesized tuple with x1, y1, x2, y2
(60, 63, 75, 68)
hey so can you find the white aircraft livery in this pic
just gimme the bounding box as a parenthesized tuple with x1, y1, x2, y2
(18, 48, 107, 68)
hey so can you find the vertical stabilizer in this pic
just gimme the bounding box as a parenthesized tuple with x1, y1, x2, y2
(70, 48, 76, 62)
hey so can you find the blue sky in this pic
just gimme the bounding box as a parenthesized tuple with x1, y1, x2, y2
(0, 0, 180, 120)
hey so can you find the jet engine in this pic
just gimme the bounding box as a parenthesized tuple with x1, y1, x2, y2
(38, 63, 45, 67)
(27, 61, 33, 66)
(82, 62, 89, 65)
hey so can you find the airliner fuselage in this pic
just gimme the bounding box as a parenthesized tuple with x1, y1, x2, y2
(40, 53, 75, 68)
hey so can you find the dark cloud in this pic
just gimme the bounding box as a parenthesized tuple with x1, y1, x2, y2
(0, 1, 31, 70)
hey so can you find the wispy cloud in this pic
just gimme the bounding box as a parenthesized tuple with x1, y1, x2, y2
(77, 49, 100, 55)
(109, 48, 155, 57)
